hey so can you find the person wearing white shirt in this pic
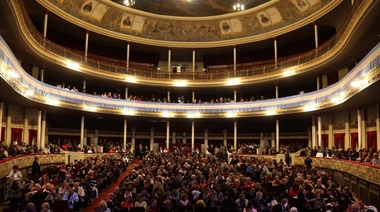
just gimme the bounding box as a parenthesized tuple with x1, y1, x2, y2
(7, 165, 22, 188)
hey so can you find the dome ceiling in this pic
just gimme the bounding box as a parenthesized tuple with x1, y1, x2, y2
(110, 0, 270, 17)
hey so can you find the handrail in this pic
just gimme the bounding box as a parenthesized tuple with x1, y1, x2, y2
(8, 0, 370, 82)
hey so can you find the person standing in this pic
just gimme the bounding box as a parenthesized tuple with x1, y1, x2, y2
(7, 165, 22, 188)
(32, 157, 41, 175)
(304, 155, 313, 170)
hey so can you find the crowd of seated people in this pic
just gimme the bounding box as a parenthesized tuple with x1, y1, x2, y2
(0, 141, 62, 160)
(94, 147, 377, 212)
(300, 146, 380, 166)
(7, 154, 133, 211)
(49, 138, 130, 154)
(56, 82, 272, 104)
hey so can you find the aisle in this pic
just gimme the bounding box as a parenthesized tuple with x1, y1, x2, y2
(85, 159, 138, 212)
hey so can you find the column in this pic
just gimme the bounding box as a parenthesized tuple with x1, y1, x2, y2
(191, 122, 195, 151)
(377, 104, 380, 149)
(204, 129, 208, 153)
(23, 109, 28, 144)
(271, 132, 275, 149)
(83, 79, 87, 92)
(84, 31, 89, 59)
(167, 91, 171, 103)
(168, 48, 171, 73)
(345, 113, 350, 150)
(275, 84, 279, 99)
(274, 38, 278, 68)
(312, 116, 316, 148)
(317, 76, 320, 90)
(192, 49, 196, 79)
(126, 42, 130, 69)
(166, 122, 170, 150)
(41, 110, 47, 147)
(192, 91, 195, 103)
(0, 103, 3, 140)
(234, 90, 237, 102)
(357, 109, 362, 149)
(43, 11, 48, 38)
(314, 22, 319, 48)
(123, 119, 127, 150)
(308, 130, 312, 148)
(172, 132, 176, 144)
(131, 128, 136, 153)
(260, 132, 265, 148)
(223, 129, 227, 147)
(233, 46, 237, 75)
(37, 110, 42, 149)
(5, 115, 11, 146)
(94, 130, 99, 152)
(150, 128, 154, 151)
(351, 0, 355, 5)
(125, 87, 128, 99)
(318, 116, 322, 147)
(40, 68, 44, 82)
(276, 120, 279, 152)
(328, 116, 333, 149)
(80, 115, 84, 150)
(234, 122, 237, 150)
(361, 108, 366, 148)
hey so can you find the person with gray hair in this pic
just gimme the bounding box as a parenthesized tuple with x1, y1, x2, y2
(372, 153, 380, 166)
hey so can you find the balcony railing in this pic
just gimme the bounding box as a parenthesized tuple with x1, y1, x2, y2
(9, 0, 367, 81)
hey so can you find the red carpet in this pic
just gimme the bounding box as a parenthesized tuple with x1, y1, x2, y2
(85, 159, 139, 212)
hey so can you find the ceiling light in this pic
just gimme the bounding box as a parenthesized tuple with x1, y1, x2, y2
(25, 90, 34, 96)
(125, 75, 137, 83)
(226, 78, 240, 86)
(162, 112, 174, 118)
(283, 69, 295, 76)
(122, 109, 135, 116)
(226, 112, 238, 118)
(187, 112, 201, 118)
(46, 98, 60, 106)
(8, 70, 19, 78)
(83, 105, 97, 112)
(124, 0, 135, 7)
(265, 109, 277, 115)
(303, 104, 317, 112)
(233, 1, 244, 11)
(173, 80, 187, 87)
(66, 60, 80, 71)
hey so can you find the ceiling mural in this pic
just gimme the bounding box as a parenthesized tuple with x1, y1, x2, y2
(110, 0, 271, 17)
(45, 0, 333, 43)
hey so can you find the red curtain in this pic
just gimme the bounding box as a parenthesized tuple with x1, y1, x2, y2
(334, 133, 345, 149)
(29, 129, 37, 145)
(350, 132, 358, 150)
(367, 131, 377, 150)
(11, 128, 23, 144)
(1, 127, 4, 142)
(322, 134, 328, 148)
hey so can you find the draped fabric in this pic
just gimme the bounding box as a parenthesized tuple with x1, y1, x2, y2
(334, 133, 345, 149)
(11, 128, 23, 144)
(29, 129, 37, 145)
(322, 134, 328, 148)
(351, 132, 358, 150)
(367, 131, 377, 150)
(1, 127, 4, 142)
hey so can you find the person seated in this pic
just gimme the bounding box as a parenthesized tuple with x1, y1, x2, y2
(22, 202, 36, 212)
(96, 200, 111, 212)
(63, 187, 79, 211)
(45, 188, 63, 200)
(40, 202, 53, 212)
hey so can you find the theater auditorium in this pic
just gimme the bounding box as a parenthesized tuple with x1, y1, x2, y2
(0, 0, 379, 211)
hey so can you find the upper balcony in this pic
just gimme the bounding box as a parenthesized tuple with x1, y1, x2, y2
(1, 0, 378, 88)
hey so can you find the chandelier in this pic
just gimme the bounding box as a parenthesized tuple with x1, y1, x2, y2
(123, 0, 135, 7)
(233, 1, 244, 11)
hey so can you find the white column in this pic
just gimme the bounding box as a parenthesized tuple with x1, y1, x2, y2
(357, 109, 362, 149)
(83, 79, 87, 91)
(204, 129, 208, 153)
(168, 48, 171, 73)
(5, 115, 11, 146)
(23, 112, 28, 144)
(275, 84, 279, 98)
(317, 76, 320, 90)
(271, 132, 275, 149)
(361, 108, 366, 148)
(276, 120, 279, 152)
(131, 128, 136, 153)
(274, 38, 278, 68)
(150, 128, 154, 151)
(43, 11, 48, 38)
(85, 31, 89, 58)
(312, 116, 316, 148)
(234, 122, 237, 150)
(223, 129, 227, 147)
(123, 119, 127, 150)
(345, 118, 350, 150)
(318, 116, 322, 147)
(314, 23, 319, 48)
(234, 90, 237, 102)
(328, 118, 333, 149)
(308, 130, 312, 148)
(172, 132, 176, 144)
(80, 115, 84, 150)
(125, 87, 128, 99)
(37, 110, 42, 149)
(41, 110, 47, 147)
(192, 49, 196, 80)
(191, 122, 195, 151)
(259, 132, 264, 147)
(377, 104, 380, 150)
(167, 91, 171, 103)
(126, 42, 130, 69)
(166, 122, 170, 150)
(192, 91, 195, 103)
(0, 103, 3, 140)
(40, 68, 44, 82)
(233, 46, 237, 75)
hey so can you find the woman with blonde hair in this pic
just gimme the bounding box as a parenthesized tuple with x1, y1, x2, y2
(40, 202, 53, 212)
